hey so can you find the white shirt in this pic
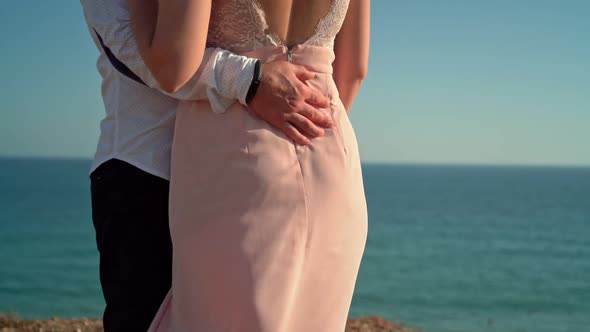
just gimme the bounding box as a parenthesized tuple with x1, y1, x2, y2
(80, 0, 258, 180)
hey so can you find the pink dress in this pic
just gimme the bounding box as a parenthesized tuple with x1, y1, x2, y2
(148, 1, 368, 331)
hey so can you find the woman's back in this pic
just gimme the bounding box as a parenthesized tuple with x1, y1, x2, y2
(207, 0, 350, 53)
(141, 1, 369, 331)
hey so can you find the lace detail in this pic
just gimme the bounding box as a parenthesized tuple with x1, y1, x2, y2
(207, 0, 350, 53)
(306, 0, 350, 48)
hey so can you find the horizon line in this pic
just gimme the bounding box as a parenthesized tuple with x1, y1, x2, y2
(1, 155, 589, 169)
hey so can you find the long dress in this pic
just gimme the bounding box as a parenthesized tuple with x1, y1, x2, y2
(148, 0, 368, 331)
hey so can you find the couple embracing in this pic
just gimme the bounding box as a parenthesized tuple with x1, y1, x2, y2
(81, 0, 370, 331)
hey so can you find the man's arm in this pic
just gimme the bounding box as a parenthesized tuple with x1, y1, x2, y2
(81, 0, 333, 144)
(82, 0, 254, 113)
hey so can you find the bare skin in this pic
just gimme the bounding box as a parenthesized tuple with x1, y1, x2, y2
(257, 0, 371, 112)
(333, 0, 371, 111)
(257, 0, 334, 46)
(128, 0, 369, 144)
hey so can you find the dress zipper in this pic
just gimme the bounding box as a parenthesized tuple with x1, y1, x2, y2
(287, 46, 294, 63)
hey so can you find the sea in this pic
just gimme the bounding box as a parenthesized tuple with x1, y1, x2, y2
(0, 157, 588, 332)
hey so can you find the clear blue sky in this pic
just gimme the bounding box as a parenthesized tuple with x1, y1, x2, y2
(1, 1, 588, 166)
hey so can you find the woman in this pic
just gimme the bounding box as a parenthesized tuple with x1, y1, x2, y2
(129, 0, 370, 331)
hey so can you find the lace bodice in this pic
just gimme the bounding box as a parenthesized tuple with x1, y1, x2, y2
(207, 0, 350, 54)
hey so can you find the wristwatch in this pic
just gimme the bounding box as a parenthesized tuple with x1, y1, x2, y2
(245, 59, 263, 105)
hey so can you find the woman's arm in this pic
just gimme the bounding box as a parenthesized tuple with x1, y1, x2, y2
(128, 0, 211, 93)
(332, 0, 370, 112)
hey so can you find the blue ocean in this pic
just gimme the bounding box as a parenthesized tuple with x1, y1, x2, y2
(1, 158, 589, 332)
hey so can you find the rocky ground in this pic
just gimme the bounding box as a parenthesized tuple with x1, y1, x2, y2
(0, 315, 418, 332)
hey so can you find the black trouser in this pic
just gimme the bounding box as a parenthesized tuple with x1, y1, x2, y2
(90, 158, 173, 332)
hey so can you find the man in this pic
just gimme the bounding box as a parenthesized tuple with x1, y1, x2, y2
(80, 1, 333, 331)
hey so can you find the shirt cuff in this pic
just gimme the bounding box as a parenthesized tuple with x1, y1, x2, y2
(204, 49, 258, 114)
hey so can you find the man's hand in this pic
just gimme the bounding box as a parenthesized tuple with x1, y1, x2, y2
(247, 61, 334, 145)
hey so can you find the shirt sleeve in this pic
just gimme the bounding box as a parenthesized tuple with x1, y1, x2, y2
(81, 0, 256, 114)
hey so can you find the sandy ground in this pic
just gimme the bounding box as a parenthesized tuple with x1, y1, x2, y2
(0, 315, 418, 332)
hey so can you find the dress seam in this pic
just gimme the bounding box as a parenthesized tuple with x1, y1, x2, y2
(275, 143, 309, 332)
(293, 145, 310, 252)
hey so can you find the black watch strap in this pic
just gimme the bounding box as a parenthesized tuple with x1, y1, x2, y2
(245, 60, 263, 105)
